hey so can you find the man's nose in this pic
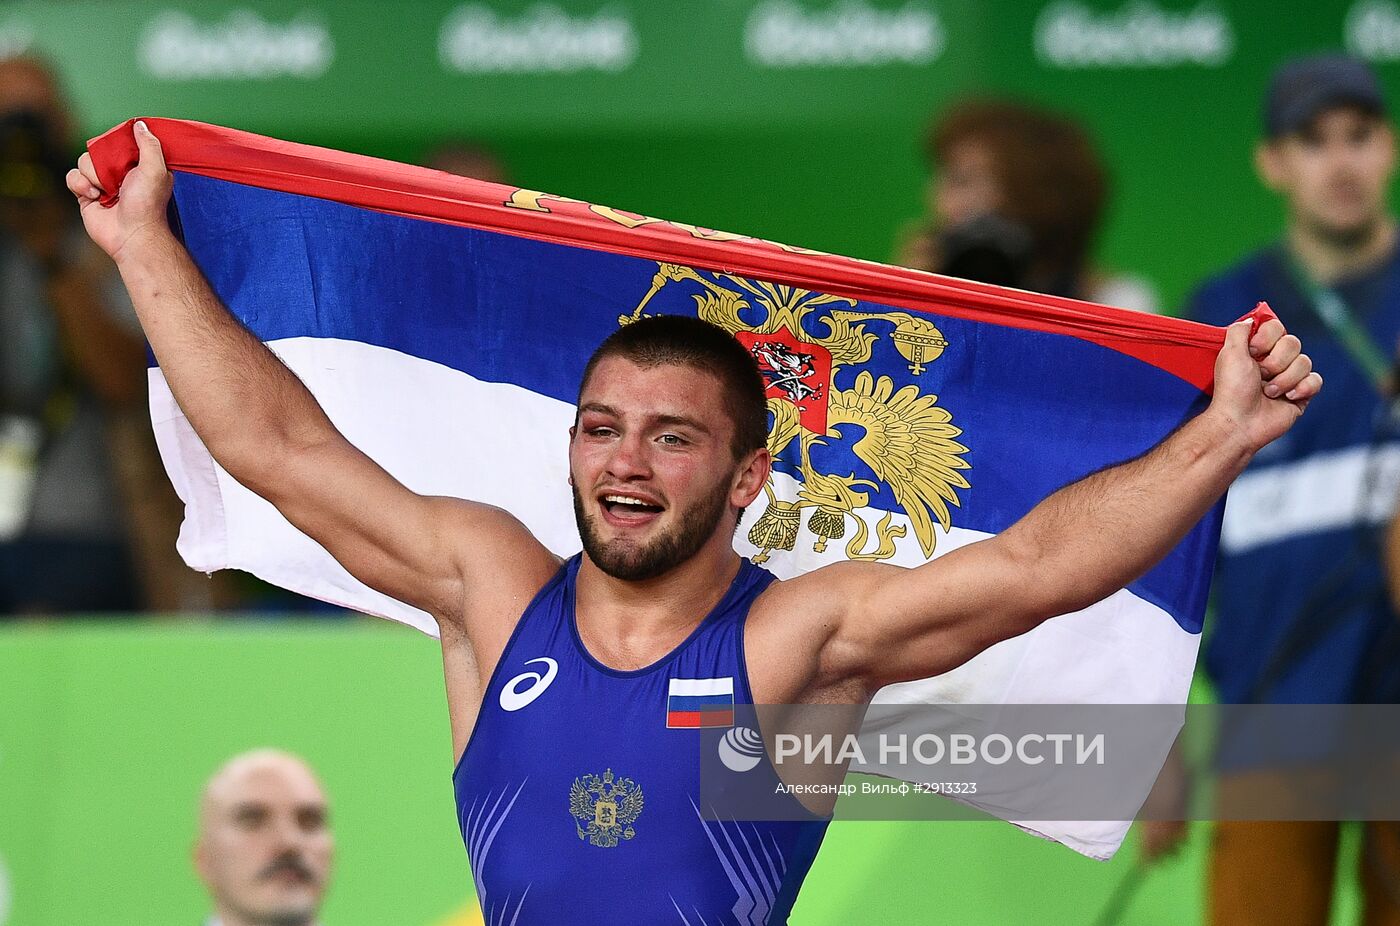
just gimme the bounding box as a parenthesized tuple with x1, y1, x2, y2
(606, 433, 652, 479)
(269, 814, 309, 851)
(1330, 137, 1372, 171)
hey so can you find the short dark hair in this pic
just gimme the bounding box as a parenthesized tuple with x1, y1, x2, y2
(579, 315, 768, 458)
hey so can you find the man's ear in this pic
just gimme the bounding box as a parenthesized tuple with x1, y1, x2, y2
(192, 836, 211, 884)
(733, 448, 772, 508)
(1255, 140, 1288, 193)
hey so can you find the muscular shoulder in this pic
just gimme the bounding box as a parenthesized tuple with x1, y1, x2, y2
(746, 560, 898, 703)
(433, 499, 562, 631)
(751, 560, 896, 618)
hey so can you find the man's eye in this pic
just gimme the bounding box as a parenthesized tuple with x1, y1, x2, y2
(659, 434, 686, 446)
(587, 427, 615, 437)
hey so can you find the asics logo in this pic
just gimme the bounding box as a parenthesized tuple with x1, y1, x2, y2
(499, 657, 559, 712)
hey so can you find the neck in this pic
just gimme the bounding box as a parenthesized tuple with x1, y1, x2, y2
(575, 537, 741, 669)
(1288, 216, 1397, 285)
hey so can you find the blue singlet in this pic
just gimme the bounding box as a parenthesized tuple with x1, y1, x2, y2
(453, 554, 831, 925)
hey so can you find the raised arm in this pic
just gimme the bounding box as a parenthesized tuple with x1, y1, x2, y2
(757, 317, 1321, 697)
(65, 121, 558, 627)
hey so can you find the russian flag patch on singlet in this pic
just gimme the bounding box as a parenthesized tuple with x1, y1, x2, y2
(666, 677, 734, 728)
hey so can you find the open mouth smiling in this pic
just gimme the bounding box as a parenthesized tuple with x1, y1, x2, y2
(600, 492, 665, 522)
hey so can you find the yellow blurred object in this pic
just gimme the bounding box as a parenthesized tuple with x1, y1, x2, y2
(432, 902, 484, 926)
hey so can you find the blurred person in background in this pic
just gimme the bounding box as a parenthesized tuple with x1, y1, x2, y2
(0, 55, 144, 613)
(196, 750, 333, 926)
(1153, 53, 1400, 925)
(0, 55, 218, 614)
(897, 98, 1159, 313)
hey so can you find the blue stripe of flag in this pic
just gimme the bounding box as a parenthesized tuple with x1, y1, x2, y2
(668, 694, 734, 712)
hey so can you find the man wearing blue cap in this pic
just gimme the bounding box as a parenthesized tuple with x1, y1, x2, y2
(1180, 54, 1400, 925)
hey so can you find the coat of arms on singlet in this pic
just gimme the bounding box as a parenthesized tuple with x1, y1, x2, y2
(569, 768, 645, 847)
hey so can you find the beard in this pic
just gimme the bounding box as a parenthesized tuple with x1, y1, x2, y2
(1310, 212, 1382, 250)
(573, 475, 733, 581)
(1301, 185, 1385, 250)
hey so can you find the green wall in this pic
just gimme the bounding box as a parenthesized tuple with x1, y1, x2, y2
(2, 621, 1227, 926)
(1, 623, 467, 925)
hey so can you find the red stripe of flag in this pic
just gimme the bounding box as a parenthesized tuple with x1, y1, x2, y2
(666, 708, 735, 729)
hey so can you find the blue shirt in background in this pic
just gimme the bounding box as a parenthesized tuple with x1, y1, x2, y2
(1188, 244, 1400, 704)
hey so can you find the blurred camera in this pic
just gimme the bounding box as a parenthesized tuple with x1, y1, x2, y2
(935, 213, 1033, 289)
(0, 108, 68, 201)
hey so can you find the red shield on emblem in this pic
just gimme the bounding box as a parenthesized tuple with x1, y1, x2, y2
(735, 327, 833, 434)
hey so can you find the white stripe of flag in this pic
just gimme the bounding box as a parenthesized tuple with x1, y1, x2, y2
(668, 677, 734, 697)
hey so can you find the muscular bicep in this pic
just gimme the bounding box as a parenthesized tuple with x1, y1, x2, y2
(851, 538, 1043, 684)
(764, 538, 1042, 697)
(252, 431, 553, 621)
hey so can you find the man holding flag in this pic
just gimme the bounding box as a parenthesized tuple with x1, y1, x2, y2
(67, 121, 1318, 924)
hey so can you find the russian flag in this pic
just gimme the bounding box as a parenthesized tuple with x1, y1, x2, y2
(667, 677, 736, 729)
(87, 118, 1234, 860)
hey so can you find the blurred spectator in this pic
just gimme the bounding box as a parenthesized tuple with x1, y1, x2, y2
(0, 55, 227, 615)
(0, 55, 72, 149)
(0, 55, 149, 613)
(1176, 53, 1400, 924)
(196, 750, 333, 926)
(897, 98, 1158, 312)
(423, 139, 509, 185)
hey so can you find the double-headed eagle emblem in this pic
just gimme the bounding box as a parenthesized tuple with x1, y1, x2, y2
(570, 768, 645, 848)
(623, 263, 971, 563)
